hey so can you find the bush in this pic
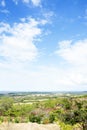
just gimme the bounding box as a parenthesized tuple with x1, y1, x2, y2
(0, 116, 4, 123)
(14, 117, 20, 123)
(49, 113, 55, 123)
(29, 113, 42, 124)
(58, 121, 73, 130)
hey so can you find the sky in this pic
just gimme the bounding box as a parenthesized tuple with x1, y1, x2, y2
(0, 0, 87, 91)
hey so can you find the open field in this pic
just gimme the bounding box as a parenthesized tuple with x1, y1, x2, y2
(0, 122, 60, 130)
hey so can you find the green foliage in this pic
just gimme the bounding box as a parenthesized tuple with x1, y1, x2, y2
(58, 99, 87, 130)
(58, 121, 74, 130)
(29, 113, 42, 124)
(49, 112, 55, 123)
(43, 99, 57, 108)
(60, 98, 72, 110)
(0, 93, 87, 130)
(0, 97, 13, 116)
(14, 117, 20, 123)
(0, 116, 4, 124)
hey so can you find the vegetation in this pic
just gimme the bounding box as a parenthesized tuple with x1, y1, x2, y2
(0, 92, 87, 130)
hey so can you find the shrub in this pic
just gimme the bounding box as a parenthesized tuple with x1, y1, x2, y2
(49, 113, 55, 123)
(29, 113, 42, 124)
(14, 117, 20, 123)
(0, 116, 4, 123)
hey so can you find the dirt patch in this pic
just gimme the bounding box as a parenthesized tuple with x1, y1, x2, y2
(0, 122, 60, 130)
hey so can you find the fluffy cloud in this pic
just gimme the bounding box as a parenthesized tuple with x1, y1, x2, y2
(0, 18, 45, 63)
(55, 39, 87, 89)
(56, 39, 87, 65)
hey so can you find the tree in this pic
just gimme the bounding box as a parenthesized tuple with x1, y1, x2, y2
(59, 99, 87, 130)
(0, 97, 13, 116)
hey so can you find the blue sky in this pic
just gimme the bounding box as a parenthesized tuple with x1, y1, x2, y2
(0, 0, 87, 91)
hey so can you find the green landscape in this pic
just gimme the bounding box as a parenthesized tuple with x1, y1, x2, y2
(0, 91, 87, 130)
(0, 0, 87, 130)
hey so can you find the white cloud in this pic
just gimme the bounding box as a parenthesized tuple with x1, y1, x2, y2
(56, 39, 87, 65)
(0, 0, 5, 7)
(13, 0, 41, 6)
(22, 0, 41, 6)
(0, 22, 10, 34)
(1, 36, 87, 91)
(0, 18, 46, 63)
(31, 0, 41, 6)
(54, 39, 87, 90)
